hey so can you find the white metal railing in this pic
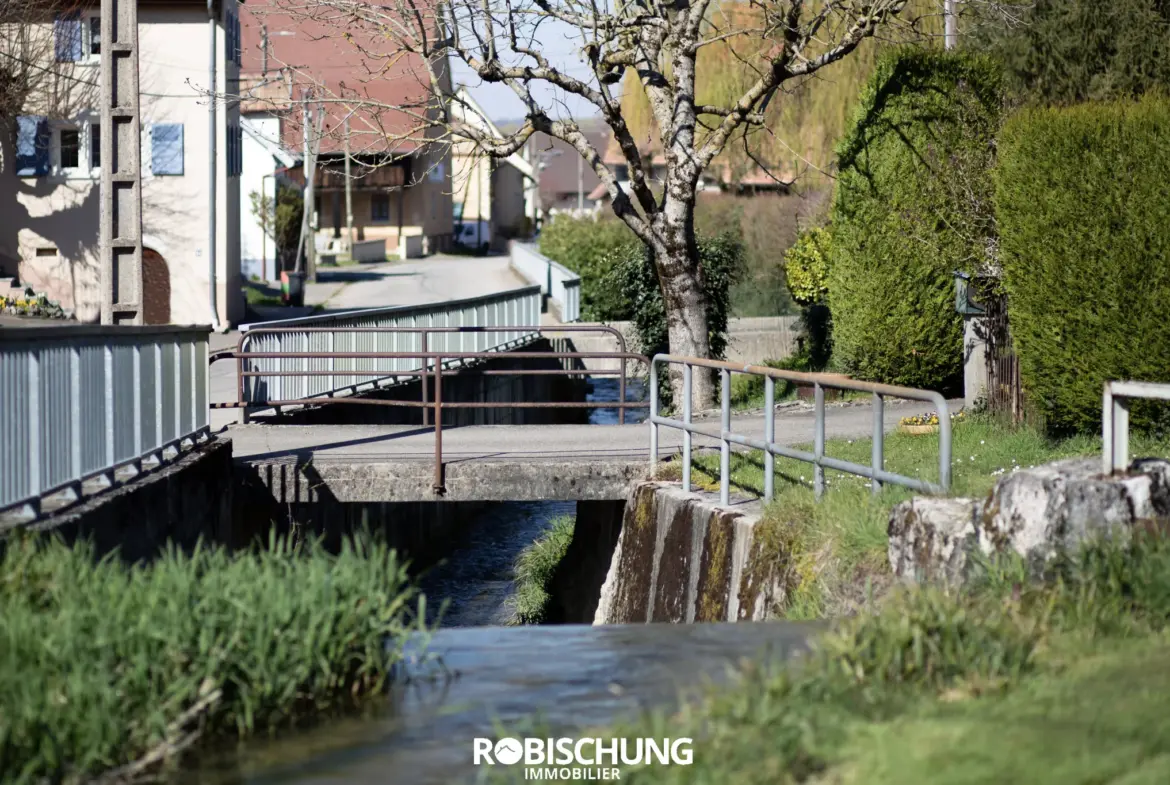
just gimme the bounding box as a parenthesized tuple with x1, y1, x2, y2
(237, 286, 542, 407)
(0, 325, 210, 519)
(649, 355, 952, 505)
(510, 241, 582, 322)
(1103, 381, 1170, 473)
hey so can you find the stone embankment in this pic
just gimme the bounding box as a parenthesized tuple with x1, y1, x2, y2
(889, 457, 1170, 583)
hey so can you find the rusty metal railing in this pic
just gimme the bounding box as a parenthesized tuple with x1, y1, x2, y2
(649, 355, 952, 505)
(211, 325, 649, 495)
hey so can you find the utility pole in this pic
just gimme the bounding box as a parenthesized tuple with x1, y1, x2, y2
(944, 0, 958, 50)
(344, 114, 354, 254)
(99, 0, 144, 324)
(299, 95, 321, 282)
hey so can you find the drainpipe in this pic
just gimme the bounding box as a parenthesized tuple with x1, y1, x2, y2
(207, 0, 222, 330)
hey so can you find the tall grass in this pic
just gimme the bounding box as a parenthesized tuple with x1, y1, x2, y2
(506, 516, 575, 625)
(0, 533, 424, 784)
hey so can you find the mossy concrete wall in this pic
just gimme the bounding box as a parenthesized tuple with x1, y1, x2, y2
(594, 482, 788, 624)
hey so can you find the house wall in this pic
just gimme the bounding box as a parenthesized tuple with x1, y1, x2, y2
(452, 144, 491, 226)
(240, 114, 282, 281)
(491, 161, 528, 243)
(1, 4, 242, 325)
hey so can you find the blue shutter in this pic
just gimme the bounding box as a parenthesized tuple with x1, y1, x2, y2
(236, 125, 244, 175)
(16, 116, 50, 177)
(233, 14, 242, 65)
(54, 14, 82, 62)
(151, 124, 184, 175)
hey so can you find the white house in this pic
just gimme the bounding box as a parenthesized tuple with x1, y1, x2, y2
(239, 112, 295, 282)
(0, 0, 244, 325)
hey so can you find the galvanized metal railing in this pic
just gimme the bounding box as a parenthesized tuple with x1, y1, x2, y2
(236, 286, 542, 417)
(510, 242, 581, 322)
(1103, 380, 1170, 473)
(0, 325, 210, 519)
(649, 355, 952, 505)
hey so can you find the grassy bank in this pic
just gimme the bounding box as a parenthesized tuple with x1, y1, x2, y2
(505, 531, 1170, 784)
(507, 516, 575, 625)
(0, 534, 423, 784)
(681, 418, 1170, 618)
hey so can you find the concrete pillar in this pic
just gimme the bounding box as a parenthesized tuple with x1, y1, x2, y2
(963, 315, 990, 408)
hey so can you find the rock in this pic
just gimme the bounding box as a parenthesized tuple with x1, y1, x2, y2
(888, 496, 980, 583)
(888, 458, 1170, 583)
(979, 457, 1170, 568)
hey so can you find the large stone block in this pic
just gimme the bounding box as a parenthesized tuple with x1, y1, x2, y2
(888, 458, 1170, 583)
(888, 496, 979, 583)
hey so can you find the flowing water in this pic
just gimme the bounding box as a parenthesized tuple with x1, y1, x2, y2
(176, 376, 818, 784)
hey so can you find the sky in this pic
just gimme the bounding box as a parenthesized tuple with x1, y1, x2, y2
(449, 18, 604, 124)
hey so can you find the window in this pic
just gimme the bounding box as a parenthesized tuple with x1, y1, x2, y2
(54, 14, 82, 62)
(90, 123, 100, 169)
(59, 128, 80, 170)
(151, 124, 184, 175)
(371, 193, 390, 221)
(88, 16, 100, 56)
(15, 116, 50, 177)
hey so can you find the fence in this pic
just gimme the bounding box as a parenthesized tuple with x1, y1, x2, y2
(0, 325, 210, 519)
(1102, 381, 1170, 474)
(235, 286, 542, 412)
(649, 355, 952, 505)
(510, 242, 581, 322)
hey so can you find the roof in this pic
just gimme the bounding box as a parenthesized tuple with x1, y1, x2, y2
(450, 87, 535, 180)
(239, 0, 447, 157)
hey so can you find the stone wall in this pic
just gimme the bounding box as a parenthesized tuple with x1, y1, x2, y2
(592, 482, 788, 624)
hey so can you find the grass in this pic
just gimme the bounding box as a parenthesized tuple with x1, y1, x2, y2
(501, 530, 1170, 784)
(0, 532, 425, 784)
(679, 418, 1170, 619)
(506, 515, 575, 625)
(242, 282, 283, 308)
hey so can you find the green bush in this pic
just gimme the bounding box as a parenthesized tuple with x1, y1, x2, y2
(784, 227, 833, 307)
(0, 534, 421, 782)
(828, 49, 1002, 389)
(995, 98, 1170, 434)
(538, 215, 635, 320)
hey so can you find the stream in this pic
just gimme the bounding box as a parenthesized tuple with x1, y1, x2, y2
(175, 378, 818, 784)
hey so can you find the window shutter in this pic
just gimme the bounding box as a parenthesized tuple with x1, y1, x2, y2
(234, 14, 242, 65)
(16, 116, 50, 177)
(151, 124, 184, 175)
(236, 125, 244, 175)
(54, 14, 82, 62)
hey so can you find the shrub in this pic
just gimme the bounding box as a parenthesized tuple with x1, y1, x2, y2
(784, 227, 833, 307)
(828, 49, 1002, 389)
(995, 98, 1170, 434)
(507, 515, 575, 625)
(538, 215, 634, 320)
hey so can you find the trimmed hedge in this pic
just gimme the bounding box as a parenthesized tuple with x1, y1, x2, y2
(538, 215, 635, 320)
(996, 98, 1170, 434)
(828, 49, 1002, 389)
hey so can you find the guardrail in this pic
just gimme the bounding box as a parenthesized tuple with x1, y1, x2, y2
(510, 242, 581, 322)
(236, 286, 541, 417)
(211, 327, 648, 493)
(0, 325, 210, 520)
(649, 355, 952, 505)
(1103, 381, 1170, 473)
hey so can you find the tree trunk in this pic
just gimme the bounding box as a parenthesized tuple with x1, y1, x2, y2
(656, 228, 715, 410)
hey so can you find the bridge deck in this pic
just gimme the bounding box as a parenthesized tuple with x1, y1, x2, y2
(229, 399, 937, 502)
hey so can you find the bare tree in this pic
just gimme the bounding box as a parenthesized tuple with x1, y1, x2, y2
(258, 0, 947, 401)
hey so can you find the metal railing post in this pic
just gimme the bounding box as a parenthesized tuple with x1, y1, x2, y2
(871, 393, 884, 496)
(937, 397, 952, 492)
(27, 350, 40, 503)
(71, 345, 82, 487)
(813, 382, 825, 500)
(720, 367, 731, 506)
(421, 331, 429, 426)
(105, 343, 115, 473)
(133, 342, 143, 457)
(649, 357, 659, 477)
(682, 363, 692, 492)
(433, 354, 444, 493)
(764, 376, 774, 501)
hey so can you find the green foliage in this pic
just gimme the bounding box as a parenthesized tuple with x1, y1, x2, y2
(995, 98, 1170, 434)
(784, 227, 833, 307)
(537, 215, 635, 320)
(972, 0, 1170, 105)
(0, 533, 422, 783)
(506, 515, 575, 625)
(605, 232, 744, 370)
(829, 49, 1002, 390)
